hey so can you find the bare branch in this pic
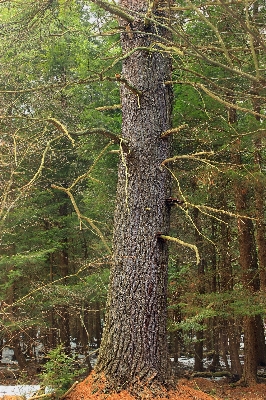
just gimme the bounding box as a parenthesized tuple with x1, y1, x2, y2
(158, 234, 200, 265)
(95, 104, 121, 111)
(161, 151, 215, 167)
(161, 124, 188, 138)
(88, 0, 134, 22)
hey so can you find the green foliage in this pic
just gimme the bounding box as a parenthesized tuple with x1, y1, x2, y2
(1, 0, 266, 371)
(39, 345, 85, 398)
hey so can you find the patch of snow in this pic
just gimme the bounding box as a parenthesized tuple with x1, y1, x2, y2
(177, 356, 195, 368)
(0, 385, 40, 399)
(1, 347, 17, 364)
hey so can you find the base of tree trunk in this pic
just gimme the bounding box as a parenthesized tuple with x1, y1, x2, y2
(92, 371, 175, 399)
(64, 371, 175, 400)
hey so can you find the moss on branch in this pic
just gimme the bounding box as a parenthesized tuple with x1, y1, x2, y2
(89, 0, 134, 23)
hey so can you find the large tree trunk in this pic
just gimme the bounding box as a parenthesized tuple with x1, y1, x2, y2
(95, 0, 173, 393)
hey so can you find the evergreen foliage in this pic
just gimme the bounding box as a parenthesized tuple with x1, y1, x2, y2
(0, 0, 266, 388)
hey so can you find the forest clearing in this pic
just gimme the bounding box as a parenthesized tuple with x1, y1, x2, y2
(1, 0, 266, 399)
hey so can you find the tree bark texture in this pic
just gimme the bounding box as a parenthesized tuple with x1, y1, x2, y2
(96, 1, 173, 392)
(229, 100, 260, 385)
(254, 178, 266, 290)
(227, 322, 243, 378)
(233, 167, 259, 385)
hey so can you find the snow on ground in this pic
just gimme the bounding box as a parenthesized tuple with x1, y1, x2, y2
(0, 385, 40, 399)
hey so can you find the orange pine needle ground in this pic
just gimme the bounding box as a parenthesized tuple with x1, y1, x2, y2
(65, 372, 266, 400)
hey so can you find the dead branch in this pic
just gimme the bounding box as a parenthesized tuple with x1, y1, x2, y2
(60, 381, 79, 400)
(161, 124, 188, 138)
(95, 104, 121, 111)
(28, 393, 53, 400)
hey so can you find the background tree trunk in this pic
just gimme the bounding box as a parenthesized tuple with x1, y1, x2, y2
(233, 169, 259, 385)
(95, 0, 173, 393)
(193, 207, 205, 372)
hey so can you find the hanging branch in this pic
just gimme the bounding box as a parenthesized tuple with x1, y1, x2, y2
(161, 124, 188, 138)
(47, 118, 75, 146)
(51, 143, 113, 253)
(52, 184, 111, 254)
(0, 133, 68, 226)
(158, 234, 200, 265)
(161, 151, 215, 167)
(69, 142, 112, 190)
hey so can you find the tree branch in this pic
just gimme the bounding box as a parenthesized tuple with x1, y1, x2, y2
(161, 124, 188, 138)
(95, 104, 121, 111)
(158, 234, 200, 265)
(161, 151, 215, 166)
(88, 0, 134, 23)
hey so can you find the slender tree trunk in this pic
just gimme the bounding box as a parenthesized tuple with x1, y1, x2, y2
(209, 318, 220, 372)
(220, 328, 230, 371)
(94, 302, 102, 349)
(255, 315, 266, 367)
(234, 174, 259, 385)
(251, 68, 266, 368)
(228, 321, 242, 379)
(209, 221, 220, 372)
(218, 190, 242, 379)
(228, 99, 259, 385)
(254, 178, 266, 290)
(250, 1, 266, 368)
(11, 336, 27, 369)
(193, 208, 205, 372)
(95, 1, 173, 393)
(194, 330, 204, 372)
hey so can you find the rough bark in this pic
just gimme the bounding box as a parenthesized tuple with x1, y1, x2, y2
(255, 315, 266, 367)
(219, 193, 242, 379)
(11, 336, 27, 369)
(228, 99, 259, 385)
(234, 173, 259, 385)
(250, 1, 266, 369)
(95, 0, 173, 393)
(227, 322, 242, 379)
(254, 178, 266, 290)
(194, 330, 204, 372)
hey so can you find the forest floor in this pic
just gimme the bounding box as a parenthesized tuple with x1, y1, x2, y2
(1, 361, 266, 399)
(64, 373, 266, 400)
(1, 371, 266, 399)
